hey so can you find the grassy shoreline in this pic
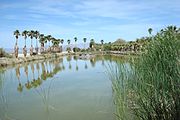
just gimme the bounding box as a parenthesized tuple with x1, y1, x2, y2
(107, 26, 180, 120)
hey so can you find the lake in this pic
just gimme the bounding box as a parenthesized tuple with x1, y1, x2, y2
(0, 55, 123, 120)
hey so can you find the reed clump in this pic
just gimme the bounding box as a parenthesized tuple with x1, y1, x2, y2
(108, 26, 180, 120)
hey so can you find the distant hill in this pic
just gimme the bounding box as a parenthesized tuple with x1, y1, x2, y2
(113, 38, 126, 45)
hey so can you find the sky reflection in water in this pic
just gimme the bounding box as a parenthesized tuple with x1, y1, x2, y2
(0, 55, 126, 120)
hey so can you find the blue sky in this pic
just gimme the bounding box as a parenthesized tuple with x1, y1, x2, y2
(0, 0, 180, 48)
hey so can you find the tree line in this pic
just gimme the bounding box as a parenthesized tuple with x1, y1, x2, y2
(13, 30, 105, 58)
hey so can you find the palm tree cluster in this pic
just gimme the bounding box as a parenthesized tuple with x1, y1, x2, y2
(98, 29, 153, 53)
(105, 38, 150, 52)
(13, 28, 154, 58)
(13, 30, 64, 57)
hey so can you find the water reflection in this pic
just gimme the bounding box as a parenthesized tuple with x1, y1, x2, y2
(35, 78, 53, 120)
(66, 56, 72, 70)
(16, 65, 24, 92)
(0, 55, 131, 120)
(12, 55, 130, 93)
(84, 61, 88, 69)
(74, 56, 79, 71)
(0, 69, 13, 119)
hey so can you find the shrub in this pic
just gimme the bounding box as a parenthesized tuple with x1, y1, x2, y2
(66, 47, 71, 52)
(73, 47, 81, 52)
(0, 48, 11, 58)
(80, 49, 86, 52)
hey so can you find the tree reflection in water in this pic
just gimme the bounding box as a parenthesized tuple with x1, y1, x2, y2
(16, 65, 23, 92)
(0, 70, 7, 119)
(14, 59, 63, 120)
(0, 69, 17, 119)
(1, 55, 129, 120)
(14, 55, 118, 94)
(24, 63, 32, 90)
(90, 58, 96, 68)
(74, 56, 79, 71)
(67, 56, 72, 70)
(34, 78, 53, 120)
(84, 61, 88, 69)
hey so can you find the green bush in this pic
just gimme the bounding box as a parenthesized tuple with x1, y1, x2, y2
(80, 49, 86, 52)
(66, 47, 71, 52)
(73, 47, 81, 52)
(0, 48, 11, 58)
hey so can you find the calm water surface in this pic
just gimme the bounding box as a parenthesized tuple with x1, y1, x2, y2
(0, 55, 121, 120)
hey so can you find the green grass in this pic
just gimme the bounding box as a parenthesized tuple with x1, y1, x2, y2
(107, 26, 180, 120)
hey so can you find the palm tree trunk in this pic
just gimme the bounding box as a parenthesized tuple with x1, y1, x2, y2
(49, 41, 51, 52)
(25, 38, 26, 46)
(36, 39, 38, 47)
(16, 38, 18, 45)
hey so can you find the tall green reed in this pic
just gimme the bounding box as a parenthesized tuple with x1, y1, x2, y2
(106, 61, 135, 120)
(108, 26, 180, 120)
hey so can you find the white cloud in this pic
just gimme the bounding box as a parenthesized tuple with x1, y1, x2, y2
(0, 0, 180, 48)
(1, 0, 180, 21)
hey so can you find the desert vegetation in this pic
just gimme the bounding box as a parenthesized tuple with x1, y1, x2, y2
(107, 26, 180, 120)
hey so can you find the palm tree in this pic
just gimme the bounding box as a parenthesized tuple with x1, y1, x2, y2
(22, 30, 28, 47)
(67, 39, 71, 52)
(61, 39, 64, 45)
(14, 30, 20, 58)
(101, 39, 104, 45)
(39, 34, 44, 43)
(74, 37, 78, 52)
(39, 34, 45, 53)
(14, 30, 20, 45)
(57, 39, 61, 52)
(34, 30, 40, 54)
(83, 38, 87, 49)
(28, 30, 34, 47)
(51, 37, 55, 51)
(28, 30, 35, 56)
(22, 30, 28, 57)
(44, 36, 49, 51)
(74, 37, 77, 47)
(67, 39, 70, 47)
(90, 39, 95, 49)
(60, 39, 64, 52)
(101, 39, 104, 51)
(148, 28, 153, 35)
(47, 35, 52, 52)
(39, 34, 44, 39)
